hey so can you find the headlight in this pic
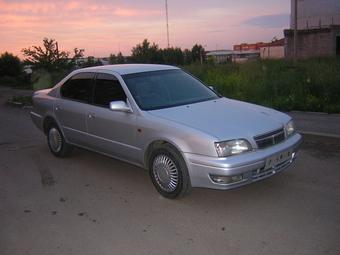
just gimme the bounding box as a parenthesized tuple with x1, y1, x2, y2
(285, 120, 295, 137)
(215, 139, 252, 157)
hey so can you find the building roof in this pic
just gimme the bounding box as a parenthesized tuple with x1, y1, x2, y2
(78, 64, 179, 75)
(264, 38, 285, 47)
(206, 50, 234, 56)
(207, 50, 260, 56)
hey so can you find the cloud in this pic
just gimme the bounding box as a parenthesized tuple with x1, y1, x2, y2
(243, 14, 289, 28)
(113, 7, 161, 17)
(0, 0, 164, 56)
(0, 0, 162, 18)
(0, 0, 290, 57)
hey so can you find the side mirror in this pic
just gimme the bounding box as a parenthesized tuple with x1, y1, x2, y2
(109, 100, 132, 113)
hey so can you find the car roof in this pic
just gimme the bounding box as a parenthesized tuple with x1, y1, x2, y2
(76, 64, 180, 75)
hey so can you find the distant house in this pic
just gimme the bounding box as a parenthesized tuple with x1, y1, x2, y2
(99, 58, 109, 65)
(206, 49, 260, 63)
(284, 0, 340, 58)
(23, 65, 33, 74)
(74, 57, 110, 68)
(206, 50, 233, 63)
(232, 42, 263, 62)
(232, 50, 260, 63)
(259, 38, 285, 59)
(208, 40, 287, 63)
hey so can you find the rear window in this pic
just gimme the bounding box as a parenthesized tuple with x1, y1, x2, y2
(60, 72, 94, 103)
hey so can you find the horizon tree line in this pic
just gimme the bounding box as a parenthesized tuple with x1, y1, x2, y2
(0, 37, 207, 89)
(1, 37, 207, 71)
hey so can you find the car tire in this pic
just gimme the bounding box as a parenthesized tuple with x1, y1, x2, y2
(149, 144, 191, 198)
(47, 123, 72, 157)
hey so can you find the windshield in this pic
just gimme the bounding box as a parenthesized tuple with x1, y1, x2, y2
(122, 69, 220, 110)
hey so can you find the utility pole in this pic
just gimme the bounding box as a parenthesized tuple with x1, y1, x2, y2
(293, 0, 298, 60)
(200, 45, 207, 65)
(165, 0, 170, 48)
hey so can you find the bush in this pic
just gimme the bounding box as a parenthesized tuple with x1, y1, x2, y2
(9, 95, 32, 106)
(0, 75, 32, 89)
(0, 52, 22, 77)
(183, 58, 340, 113)
(0, 76, 22, 87)
(31, 68, 70, 90)
(0, 52, 32, 89)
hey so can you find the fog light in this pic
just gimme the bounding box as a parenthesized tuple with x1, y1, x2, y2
(210, 174, 244, 184)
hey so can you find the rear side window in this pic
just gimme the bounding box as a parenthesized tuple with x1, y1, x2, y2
(93, 73, 127, 107)
(60, 72, 94, 103)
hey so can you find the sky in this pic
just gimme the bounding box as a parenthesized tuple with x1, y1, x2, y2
(0, 0, 290, 58)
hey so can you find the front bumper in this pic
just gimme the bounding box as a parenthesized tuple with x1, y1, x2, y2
(185, 133, 302, 190)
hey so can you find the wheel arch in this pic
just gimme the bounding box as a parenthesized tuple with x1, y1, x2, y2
(144, 139, 185, 169)
(43, 115, 64, 137)
(43, 116, 57, 134)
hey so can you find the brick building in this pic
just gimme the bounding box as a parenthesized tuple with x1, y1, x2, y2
(233, 39, 285, 60)
(233, 42, 266, 51)
(284, 26, 340, 58)
(285, 0, 340, 58)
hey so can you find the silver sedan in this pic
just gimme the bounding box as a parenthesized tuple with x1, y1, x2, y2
(31, 64, 302, 198)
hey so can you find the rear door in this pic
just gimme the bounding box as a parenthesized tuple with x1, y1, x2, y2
(86, 73, 141, 163)
(55, 72, 94, 145)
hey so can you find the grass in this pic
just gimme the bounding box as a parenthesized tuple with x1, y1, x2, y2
(7, 95, 32, 106)
(184, 58, 340, 113)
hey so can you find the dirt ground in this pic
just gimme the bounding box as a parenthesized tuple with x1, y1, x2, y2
(1, 90, 339, 255)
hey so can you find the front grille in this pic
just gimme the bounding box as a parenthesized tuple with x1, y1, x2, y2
(254, 128, 285, 149)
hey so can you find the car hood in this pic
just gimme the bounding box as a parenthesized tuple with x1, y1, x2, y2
(148, 98, 290, 141)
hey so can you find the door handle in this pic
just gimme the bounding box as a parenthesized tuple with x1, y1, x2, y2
(55, 106, 60, 111)
(88, 113, 95, 119)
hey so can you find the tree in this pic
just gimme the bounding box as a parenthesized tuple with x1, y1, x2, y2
(116, 52, 125, 64)
(109, 53, 117, 64)
(161, 47, 184, 65)
(109, 52, 125, 64)
(22, 38, 84, 71)
(183, 49, 192, 65)
(82, 56, 102, 67)
(191, 44, 206, 63)
(131, 39, 162, 63)
(0, 52, 22, 77)
(131, 39, 207, 65)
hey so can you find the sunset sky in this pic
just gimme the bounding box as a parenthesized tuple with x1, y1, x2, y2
(0, 0, 290, 58)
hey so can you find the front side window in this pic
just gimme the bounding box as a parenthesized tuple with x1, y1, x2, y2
(93, 73, 127, 108)
(60, 72, 94, 103)
(122, 69, 219, 110)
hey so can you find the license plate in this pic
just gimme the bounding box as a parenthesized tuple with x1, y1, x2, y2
(265, 150, 292, 170)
